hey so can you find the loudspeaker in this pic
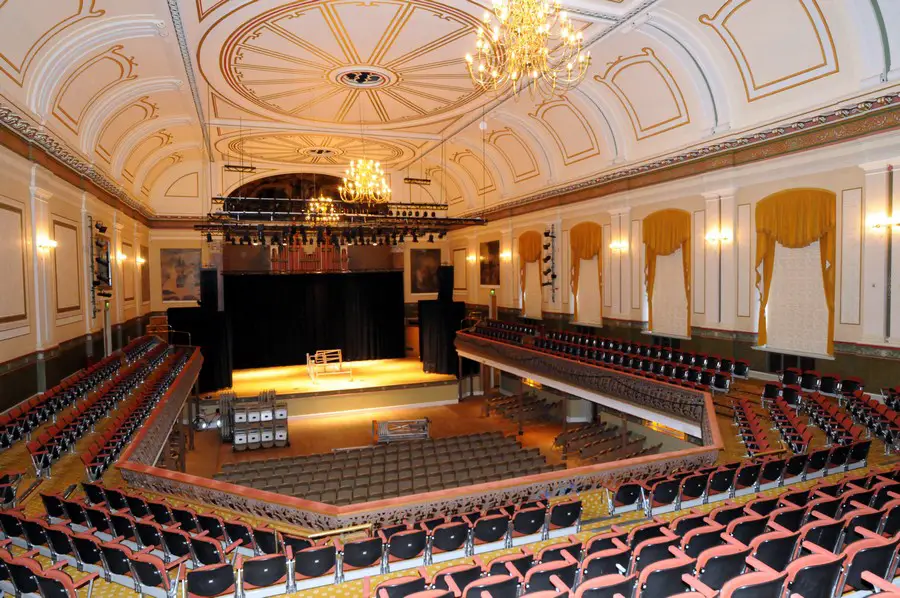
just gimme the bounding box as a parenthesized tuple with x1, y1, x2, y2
(437, 265, 453, 301)
(200, 269, 218, 311)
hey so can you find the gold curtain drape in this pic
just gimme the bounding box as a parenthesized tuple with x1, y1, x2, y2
(569, 221, 603, 322)
(755, 188, 836, 354)
(643, 209, 692, 335)
(518, 230, 543, 309)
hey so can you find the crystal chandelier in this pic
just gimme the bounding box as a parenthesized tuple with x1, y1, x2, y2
(465, 0, 591, 97)
(339, 159, 392, 204)
(305, 194, 340, 224)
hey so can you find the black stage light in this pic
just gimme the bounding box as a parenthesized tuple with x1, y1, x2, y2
(543, 242, 551, 250)
(428, 234, 434, 243)
(543, 268, 552, 276)
(206, 232, 213, 243)
(412, 231, 418, 242)
(543, 255, 552, 263)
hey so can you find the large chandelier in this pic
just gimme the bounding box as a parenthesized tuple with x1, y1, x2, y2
(305, 194, 340, 224)
(339, 159, 392, 204)
(465, 0, 591, 97)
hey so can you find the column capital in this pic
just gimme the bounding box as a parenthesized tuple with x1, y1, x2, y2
(30, 186, 52, 203)
(701, 187, 737, 201)
(607, 206, 631, 217)
(859, 160, 895, 174)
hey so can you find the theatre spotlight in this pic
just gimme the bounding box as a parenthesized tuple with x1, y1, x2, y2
(542, 255, 551, 263)
(428, 234, 435, 243)
(206, 232, 213, 243)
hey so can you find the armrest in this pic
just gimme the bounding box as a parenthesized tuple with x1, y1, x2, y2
(73, 572, 99, 588)
(165, 555, 190, 570)
(548, 574, 569, 593)
(503, 562, 522, 580)
(852, 526, 883, 541)
(766, 521, 791, 534)
(668, 546, 690, 559)
(746, 556, 777, 573)
(223, 540, 242, 554)
(48, 561, 68, 571)
(681, 574, 717, 598)
(861, 571, 899, 593)
(137, 547, 154, 555)
(800, 541, 831, 556)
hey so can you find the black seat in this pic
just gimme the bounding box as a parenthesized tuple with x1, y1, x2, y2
(471, 514, 509, 545)
(609, 483, 643, 512)
(487, 552, 533, 577)
(341, 536, 383, 570)
(753, 532, 799, 572)
(293, 545, 336, 579)
(525, 560, 577, 593)
(432, 563, 482, 594)
(679, 473, 709, 503)
(785, 554, 845, 598)
(372, 576, 427, 597)
(696, 546, 751, 591)
(186, 563, 236, 597)
(387, 529, 426, 561)
(548, 500, 581, 530)
(784, 454, 808, 479)
(639, 559, 694, 598)
(843, 535, 900, 591)
(462, 575, 519, 598)
(578, 574, 637, 598)
(430, 522, 468, 554)
(242, 553, 287, 588)
(708, 468, 736, 496)
(511, 507, 545, 537)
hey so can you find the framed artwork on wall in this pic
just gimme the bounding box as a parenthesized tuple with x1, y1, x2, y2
(160, 248, 201, 302)
(410, 248, 441, 294)
(452, 248, 467, 290)
(480, 240, 500, 286)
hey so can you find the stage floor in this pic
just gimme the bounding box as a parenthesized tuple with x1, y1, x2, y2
(229, 358, 456, 398)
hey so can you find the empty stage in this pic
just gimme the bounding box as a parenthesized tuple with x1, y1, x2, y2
(228, 358, 458, 417)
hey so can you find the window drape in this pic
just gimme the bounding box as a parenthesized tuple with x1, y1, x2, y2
(569, 221, 603, 322)
(643, 209, 692, 335)
(755, 188, 836, 354)
(518, 230, 543, 309)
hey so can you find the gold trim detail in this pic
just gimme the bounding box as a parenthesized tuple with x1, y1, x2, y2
(529, 97, 600, 166)
(487, 127, 539, 183)
(595, 47, 690, 140)
(700, 0, 838, 102)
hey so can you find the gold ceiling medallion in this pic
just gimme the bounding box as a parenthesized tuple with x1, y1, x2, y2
(465, 0, 591, 97)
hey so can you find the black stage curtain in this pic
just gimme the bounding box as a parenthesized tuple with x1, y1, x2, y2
(166, 307, 233, 393)
(418, 300, 465, 375)
(224, 272, 405, 369)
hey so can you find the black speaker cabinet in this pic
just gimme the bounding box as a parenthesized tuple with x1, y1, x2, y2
(437, 265, 454, 301)
(418, 299, 465, 375)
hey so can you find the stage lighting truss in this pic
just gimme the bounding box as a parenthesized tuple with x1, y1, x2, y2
(198, 195, 487, 244)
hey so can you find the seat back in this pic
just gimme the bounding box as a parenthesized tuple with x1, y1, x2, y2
(242, 554, 287, 588)
(639, 558, 694, 598)
(130, 552, 168, 589)
(473, 514, 509, 544)
(432, 564, 482, 593)
(786, 554, 845, 598)
(431, 522, 468, 553)
(843, 535, 900, 591)
(512, 507, 545, 536)
(462, 574, 519, 598)
(525, 560, 578, 593)
(722, 571, 787, 598)
(549, 500, 581, 529)
(342, 536, 383, 569)
(696, 545, 751, 591)
(294, 545, 336, 579)
(752, 532, 799, 572)
(388, 529, 426, 559)
(186, 563, 235, 598)
(374, 576, 427, 598)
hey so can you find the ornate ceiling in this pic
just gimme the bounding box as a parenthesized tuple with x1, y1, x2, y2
(0, 0, 898, 218)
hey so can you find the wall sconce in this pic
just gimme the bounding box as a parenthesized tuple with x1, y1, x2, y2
(136, 256, 146, 265)
(466, 254, 476, 263)
(609, 239, 628, 253)
(868, 215, 900, 230)
(500, 250, 512, 261)
(37, 238, 58, 251)
(116, 252, 127, 262)
(705, 229, 732, 244)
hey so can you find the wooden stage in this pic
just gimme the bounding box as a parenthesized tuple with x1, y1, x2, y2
(230, 358, 457, 398)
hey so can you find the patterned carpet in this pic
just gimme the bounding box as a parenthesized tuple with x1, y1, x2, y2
(4, 379, 898, 597)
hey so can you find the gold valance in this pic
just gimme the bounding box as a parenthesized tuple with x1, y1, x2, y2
(755, 188, 836, 354)
(518, 230, 543, 309)
(643, 209, 691, 334)
(569, 221, 603, 322)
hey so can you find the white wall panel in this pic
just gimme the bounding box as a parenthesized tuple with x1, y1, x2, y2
(0, 200, 28, 330)
(737, 204, 752, 318)
(52, 221, 80, 317)
(693, 210, 706, 315)
(631, 220, 642, 310)
(602, 224, 612, 307)
(840, 188, 862, 325)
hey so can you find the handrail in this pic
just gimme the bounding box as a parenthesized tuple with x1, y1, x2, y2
(307, 523, 374, 540)
(754, 447, 789, 458)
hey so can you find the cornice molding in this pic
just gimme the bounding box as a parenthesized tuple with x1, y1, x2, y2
(467, 91, 900, 220)
(0, 101, 155, 220)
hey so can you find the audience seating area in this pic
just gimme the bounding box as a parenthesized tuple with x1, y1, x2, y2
(27, 340, 169, 478)
(214, 432, 562, 505)
(81, 348, 191, 481)
(0, 336, 157, 451)
(470, 320, 741, 394)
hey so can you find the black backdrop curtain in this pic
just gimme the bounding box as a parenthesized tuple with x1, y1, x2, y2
(167, 308, 233, 393)
(224, 272, 405, 369)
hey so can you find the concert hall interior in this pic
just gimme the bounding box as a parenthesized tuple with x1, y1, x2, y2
(4, 1, 900, 597)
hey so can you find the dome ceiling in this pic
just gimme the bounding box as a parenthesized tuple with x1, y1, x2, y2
(0, 0, 896, 217)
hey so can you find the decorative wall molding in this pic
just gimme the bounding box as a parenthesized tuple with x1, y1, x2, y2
(0, 101, 154, 219)
(467, 92, 900, 220)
